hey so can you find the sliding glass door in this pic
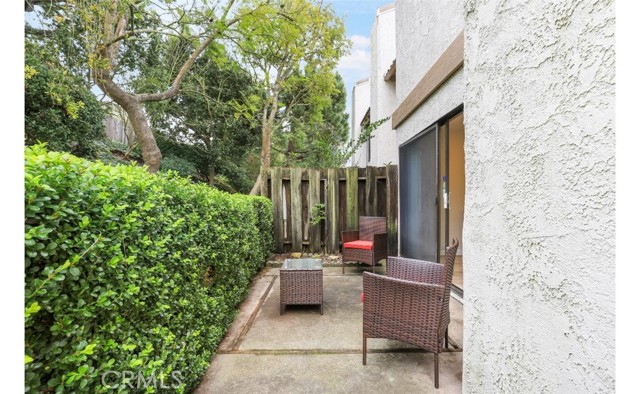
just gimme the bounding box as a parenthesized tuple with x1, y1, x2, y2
(399, 124, 439, 261)
(399, 108, 464, 295)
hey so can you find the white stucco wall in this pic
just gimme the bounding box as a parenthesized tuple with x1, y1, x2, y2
(351, 78, 370, 167)
(464, 0, 615, 392)
(369, 5, 398, 165)
(395, 0, 464, 146)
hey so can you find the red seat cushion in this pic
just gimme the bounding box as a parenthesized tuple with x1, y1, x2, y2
(344, 240, 373, 250)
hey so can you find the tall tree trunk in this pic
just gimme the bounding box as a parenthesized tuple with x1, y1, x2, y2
(95, 74, 162, 173)
(250, 88, 281, 195)
(122, 102, 162, 173)
(92, 0, 240, 173)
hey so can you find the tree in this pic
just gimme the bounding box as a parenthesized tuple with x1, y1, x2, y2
(145, 43, 261, 192)
(274, 72, 350, 168)
(231, 0, 350, 194)
(27, 0, 271, 173)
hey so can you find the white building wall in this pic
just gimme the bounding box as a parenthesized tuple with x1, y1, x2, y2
(395, 0, 464, 147)
(464, 1, 615, 393)
(394, 0, 614, 391)
(369, 5, 397, 165)
(350, 78, 370, 167)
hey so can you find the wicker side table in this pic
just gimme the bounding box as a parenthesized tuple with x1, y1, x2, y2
(280, 258, 323, 315)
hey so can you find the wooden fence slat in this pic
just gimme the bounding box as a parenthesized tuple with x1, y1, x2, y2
(327, 168, 340, 254)
(308, 169, 321, 253)
(386, 165, 399, 255)
(365, 166, 377, 216)
(291, 168, 303, 251)
(338, 168, 347, 235)
(284, 179, 291, 245)
(271, 168, 284, 253)
(346, 167, 358, 230)
(267, 166, 396, 254)
(301, 172, 310, 242)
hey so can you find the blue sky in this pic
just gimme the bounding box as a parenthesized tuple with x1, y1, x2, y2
(327, 0, 395, 127)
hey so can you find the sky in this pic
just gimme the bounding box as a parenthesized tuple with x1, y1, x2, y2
(327, 0, 395, 130)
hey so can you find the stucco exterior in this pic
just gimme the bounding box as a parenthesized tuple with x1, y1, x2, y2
(350, 78, 370, 167)
(369, 5, 398, 165)
(395, 0, 464, 147)
(463, 0, 615, 392)
(391, 0, 615, 391)
(350, 0, 615, 390)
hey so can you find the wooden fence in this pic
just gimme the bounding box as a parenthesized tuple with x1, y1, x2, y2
(264, 166, 398, 255)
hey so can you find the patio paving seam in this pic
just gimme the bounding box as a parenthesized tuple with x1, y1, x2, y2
(219, 348, 463, 355)
(230, 273, 278, 351)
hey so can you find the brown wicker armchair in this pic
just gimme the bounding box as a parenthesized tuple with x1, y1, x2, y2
(341, 216, 388, 274)
(362, 238, 459, 388)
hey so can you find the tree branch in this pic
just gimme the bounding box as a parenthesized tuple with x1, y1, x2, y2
(137, 0, 242, 103)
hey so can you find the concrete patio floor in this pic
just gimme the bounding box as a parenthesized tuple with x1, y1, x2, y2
(195, 265, 464, 394)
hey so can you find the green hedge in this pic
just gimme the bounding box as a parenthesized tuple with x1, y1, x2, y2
(24, 145, 273, 393)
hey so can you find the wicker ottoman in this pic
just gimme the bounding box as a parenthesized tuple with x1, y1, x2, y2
(280, 258, 323, 315)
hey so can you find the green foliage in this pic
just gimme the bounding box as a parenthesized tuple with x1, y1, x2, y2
(24, 42, 106, 158)
(274, 72, 350, 167)
(233, 0, 351, 172)
(159, 155, 200, 180)
(143, 47, 261, 192)
(310, 204, 326, 226)
(340, 117, 390, 163)
(24, 145, 273, 393)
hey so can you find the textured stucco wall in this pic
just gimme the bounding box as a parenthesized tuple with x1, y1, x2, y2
(464, 0, 615, 392)
(351, 79, 370, 167)
(395, 0, 464, 146)
(370, 6, 398, 165)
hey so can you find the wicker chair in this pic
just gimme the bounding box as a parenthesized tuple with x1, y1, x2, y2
(362, 238, 459, 388)
(341, 216, 388, 274)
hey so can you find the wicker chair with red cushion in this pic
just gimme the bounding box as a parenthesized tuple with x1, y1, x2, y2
(362, 238, 459, 388)
(341, 216, 388, 274)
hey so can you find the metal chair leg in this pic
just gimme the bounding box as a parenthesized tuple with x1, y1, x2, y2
(434, 353, 439, 388)
(445, 327, 449, 349)
(363, 336, 367, 365)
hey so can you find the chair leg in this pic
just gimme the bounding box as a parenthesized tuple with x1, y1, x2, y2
(445, 327, 449, 349)
(363, 336, 367, 365)
(434, 353, 439, 389)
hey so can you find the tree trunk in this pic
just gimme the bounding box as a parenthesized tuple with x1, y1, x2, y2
(249, 172, 261, 195)
(118, 99, 162, 173)
(95, 74, 163, 173)
(92, 1, 239, 174)
(250, 88, 281, 195)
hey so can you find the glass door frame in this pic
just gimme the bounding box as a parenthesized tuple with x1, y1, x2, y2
(397, 104, 464, 266)
(437, 105, 464, 296)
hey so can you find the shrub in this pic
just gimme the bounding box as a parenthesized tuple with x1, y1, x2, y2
(25, 43, 106, 159)
(159, 155, 200, 180)
(24, 145, 273, 393)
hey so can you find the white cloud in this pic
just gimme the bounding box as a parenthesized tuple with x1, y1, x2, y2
(336, 34, 372, 133)
(337, 35, 371, 76)
(350, 34, 371, 49)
